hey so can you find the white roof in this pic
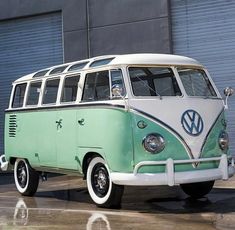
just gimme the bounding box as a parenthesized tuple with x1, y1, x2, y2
(110, 53, 202, 66)
(14, 53, 202, 82)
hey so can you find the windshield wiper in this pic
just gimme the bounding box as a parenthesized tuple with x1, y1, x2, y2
(135, 75, 161, 97)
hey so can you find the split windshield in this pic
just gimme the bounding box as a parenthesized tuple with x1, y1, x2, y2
(129, 67, 181, 96)
(178, 68, 217, 97)
(129, 67, 217, 98)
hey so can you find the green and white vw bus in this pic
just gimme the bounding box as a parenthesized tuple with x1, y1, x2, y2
(2, 54, 234, 208)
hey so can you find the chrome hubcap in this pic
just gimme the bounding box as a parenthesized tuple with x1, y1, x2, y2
(91, 163, 110, 198)
(17, 161, 27, 188)
(96, 170, 107, 189)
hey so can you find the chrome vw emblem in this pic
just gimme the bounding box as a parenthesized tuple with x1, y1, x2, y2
(181, 110, 204, 136)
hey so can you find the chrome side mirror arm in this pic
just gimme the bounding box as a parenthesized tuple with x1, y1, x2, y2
(223, 87, 234, 109)
(111, 84, 129, 112)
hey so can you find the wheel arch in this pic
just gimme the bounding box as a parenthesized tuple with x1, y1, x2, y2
(82, 152, 104, 179)
(9, 157, 30, 166)
(9, 157, 17, 165)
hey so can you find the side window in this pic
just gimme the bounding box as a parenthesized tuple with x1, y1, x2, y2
(12, 83, 27, 108)
(42, 79, 60, 104)
(111, 70, 126, 98)
(26, 81, 42, 106)
(61, 75, 80, 103)
(82, 71, 110, 101)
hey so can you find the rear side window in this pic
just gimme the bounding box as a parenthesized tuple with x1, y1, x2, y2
(26, 81, 42, 106)
(43, 79, 60, 104)
(12, 83, 27, 108)
(82, 71, 110, 101)
(61, 75, 80, 103)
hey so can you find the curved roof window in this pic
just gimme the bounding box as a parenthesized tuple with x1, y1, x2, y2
(33, 69, 50, 78)
(49, 65, 68, 75)
(89, 58, 114, 68)
(68, 62, 89, 72)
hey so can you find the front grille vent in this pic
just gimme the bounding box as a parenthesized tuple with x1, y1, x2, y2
(9, 115, 17, 137)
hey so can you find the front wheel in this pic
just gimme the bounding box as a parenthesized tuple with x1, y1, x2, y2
(180, 180, 215, 199)
(86, 157, 124, 208)
(14, 158, 39, 196)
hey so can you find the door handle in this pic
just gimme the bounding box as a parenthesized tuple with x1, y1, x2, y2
(78, 118, 85, 126)
(56, 119, 63, 129)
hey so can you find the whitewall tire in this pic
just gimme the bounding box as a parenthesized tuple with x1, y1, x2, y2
(14, 158, 39, 196)
(86, 157, 124, 208)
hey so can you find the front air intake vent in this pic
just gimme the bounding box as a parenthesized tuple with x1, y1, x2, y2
(9, 115, 17, 137)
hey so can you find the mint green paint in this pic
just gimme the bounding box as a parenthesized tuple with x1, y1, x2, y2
(131, 113, 193, 173)
(56, 109, 81, 171)
(5, 111, 57, 167)
(198, 111, 229, 170)
(5, 107, 227, 175)
(77, 108, 133, 172)
(5, 107, 134, 173)
(131, 112, 227, 173)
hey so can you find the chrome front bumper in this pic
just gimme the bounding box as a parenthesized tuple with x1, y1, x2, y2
(0, 155, 8, 171)
(111, 154, 235, 186)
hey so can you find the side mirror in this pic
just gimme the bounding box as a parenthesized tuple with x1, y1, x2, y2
(224, 87, 234, 97)
(111, 84, 129, 111)
(223, 87, 234, 110)
(111, 84, 124, 98)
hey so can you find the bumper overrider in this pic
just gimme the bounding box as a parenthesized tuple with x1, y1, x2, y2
(110, 154, 235, 186)
(0, 155, 8, 171)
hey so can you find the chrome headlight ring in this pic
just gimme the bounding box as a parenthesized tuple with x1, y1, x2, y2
(218, 131, 229, 151)
(142, 133, 165, 154)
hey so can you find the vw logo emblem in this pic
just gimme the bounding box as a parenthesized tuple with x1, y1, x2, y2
(181, 110, 204, 136)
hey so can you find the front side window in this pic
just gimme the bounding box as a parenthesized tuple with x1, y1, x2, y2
(82, 71, 110, 101)
(26, 81, 42, 106)
(178, 68, 217, 97)
(61, 75, 80, 103)
(12, 83, 27, 108)
(43, 79, 60, 104)
(129, 67, 181, 96)
(111, 69, 126, 97)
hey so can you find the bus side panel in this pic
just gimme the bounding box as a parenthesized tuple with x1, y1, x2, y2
(56, 109, 81, 171)
(5, 111, 57, 168)
(77, 107, 134, 173)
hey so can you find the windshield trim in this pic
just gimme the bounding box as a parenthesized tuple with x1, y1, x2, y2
(127, 65, 183, 98)
(176, 67, 219, 99)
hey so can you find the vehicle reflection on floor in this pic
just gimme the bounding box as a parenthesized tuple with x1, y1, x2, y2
(13, 198, 28, 226)
(1, 173, 235, 229)
(13, 198, 111, 230)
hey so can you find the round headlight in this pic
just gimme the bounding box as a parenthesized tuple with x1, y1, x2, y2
(218, 131, 229, 150)
(143, 133, 165, 153)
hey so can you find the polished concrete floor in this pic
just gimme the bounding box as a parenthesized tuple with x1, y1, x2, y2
(0, 172, 235, 229)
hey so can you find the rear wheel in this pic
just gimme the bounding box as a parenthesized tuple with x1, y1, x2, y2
(14, 158, 39, 196)
(86, 157, 124, 208)
(180, 181, 215, 199)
